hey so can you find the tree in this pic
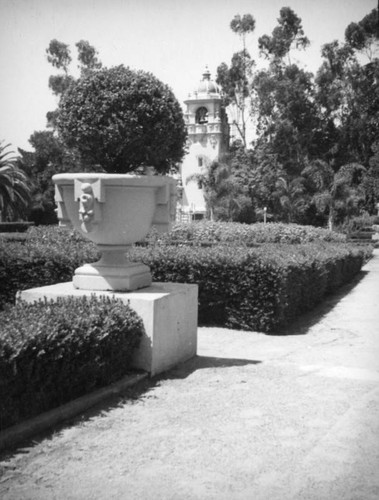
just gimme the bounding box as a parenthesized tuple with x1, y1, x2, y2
(46, 39, 72, 73)
(362, 141, 379, 213)
(46, 39, 102, 124)
(230, 14, 256, 49)
(254, 63, 319, 177)
(57, 65, 187, 174)
(46, 39, 74, 98)
(0, 142, 31, 222)
(216, 14, 256, 147)
(345, 8, 379, 61)
(186, 146, 255, 222)
(19, 39, 104, 224)
(253, 8, 319, 182)
(17, 131, 97, 225)
(302, 160, 366, 230)
(258, 7, 310, 65)
(274, 175, 308, 223)
(315, 8, 379, 170)
(76, 40, 102, 74)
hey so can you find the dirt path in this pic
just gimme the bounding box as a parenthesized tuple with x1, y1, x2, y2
(1, 251, 379, 500)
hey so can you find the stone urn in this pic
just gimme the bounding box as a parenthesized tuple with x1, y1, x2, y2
(53, 173, 176, 291)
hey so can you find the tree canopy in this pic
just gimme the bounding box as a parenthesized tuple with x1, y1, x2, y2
(206, 6, 379, 226)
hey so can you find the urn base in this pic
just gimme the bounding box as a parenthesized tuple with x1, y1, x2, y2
(73, 261, 152, 291)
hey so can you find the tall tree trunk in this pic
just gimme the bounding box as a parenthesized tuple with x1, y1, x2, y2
(328, 205, 334, 231)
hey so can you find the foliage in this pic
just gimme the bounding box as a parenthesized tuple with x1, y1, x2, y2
(0, 226, 98, 308)
(76, 39, 102, 74)
(57, 65, 187, 174)
(0, 222, 347, 311)
(46, 39, 72, 72)
(187, 147, 255, 222)
(0, 223, 368, 343)
(258, 7, 310, 64)
(214, 7, 378, 226)
(302, 160, 366, 230)
(146, 220, 346, 247)
(345, 9, 379, 61)
(315, 9, 379, 171)
(17, 131, 97, 225)
(0, 142, 31, 222)
(217, 14, 256, 146)
(253, 63, 319, 178)
(46, 39, 102, 98)
(131, 242, 367, 332)
(0, 295, 144, 429)
(17, 40, 104, 225)
(0, 222, 34, 233)
(342, 213, 379, 234)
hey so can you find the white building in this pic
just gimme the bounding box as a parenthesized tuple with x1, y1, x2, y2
(178, 67, 229, 221)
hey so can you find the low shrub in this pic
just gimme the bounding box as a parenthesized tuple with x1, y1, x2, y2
(0, 295, 144, 430)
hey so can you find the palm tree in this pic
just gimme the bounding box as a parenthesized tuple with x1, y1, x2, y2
(0, 142, 31, 222)
(302, 160, 365, 230)
(274, 175, 309, 223)
(186, 157, 253, 222)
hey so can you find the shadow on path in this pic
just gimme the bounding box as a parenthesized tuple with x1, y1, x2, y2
(158, 355, 262, 381)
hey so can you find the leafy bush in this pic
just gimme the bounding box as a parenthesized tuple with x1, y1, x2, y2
(0, 226, 98, 309)
(0, 295, 144, 429)
(144, 221, 347, 247)
(57, 65, 187, 173)
(129, 241, 367, 332)
(343, 214, 379, 234)
(0, 222, 34, 233)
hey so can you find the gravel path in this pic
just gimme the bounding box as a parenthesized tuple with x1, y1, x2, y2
(1, 250, 378, 500)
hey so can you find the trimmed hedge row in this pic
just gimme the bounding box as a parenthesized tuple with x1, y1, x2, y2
(0, 296, 144, 430)
(0, 227, 99, 309)
(0, 225, 371, 332)
(145, 221, 347, 246)
(130, 242, 368, 332)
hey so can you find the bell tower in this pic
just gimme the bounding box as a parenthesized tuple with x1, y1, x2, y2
(179, 67, 229, 221)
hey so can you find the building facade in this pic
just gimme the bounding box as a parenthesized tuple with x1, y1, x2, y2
(178, 67, 229, 221)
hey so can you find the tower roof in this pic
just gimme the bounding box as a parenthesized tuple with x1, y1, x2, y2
(187, 66, 220, 99)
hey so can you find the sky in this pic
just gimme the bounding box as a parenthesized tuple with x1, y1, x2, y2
(0, 0, 377, 153)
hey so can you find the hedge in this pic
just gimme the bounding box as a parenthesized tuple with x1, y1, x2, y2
(129, 242, 368, 332)
(0, 295, 144, 430)
(0, 225, 371, 331)
(0, 222, 34, 233)
(144, 221, 347, 246)
(0, 227, 99, 309)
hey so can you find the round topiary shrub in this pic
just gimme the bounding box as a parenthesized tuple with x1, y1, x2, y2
(57, 65, 187, 174)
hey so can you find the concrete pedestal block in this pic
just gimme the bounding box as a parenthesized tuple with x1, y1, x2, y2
(18, 282, 198, 376)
